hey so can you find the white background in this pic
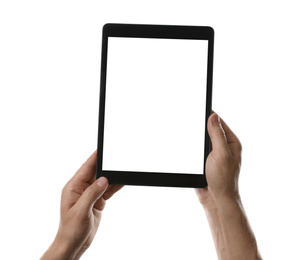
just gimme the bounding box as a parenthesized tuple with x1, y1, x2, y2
(0, 1, 304, 259)
(104, 38, 207, 174)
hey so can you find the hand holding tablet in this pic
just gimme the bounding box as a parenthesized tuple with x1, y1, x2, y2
(96, 24, 214, 188)
(42, 24, 262, 260)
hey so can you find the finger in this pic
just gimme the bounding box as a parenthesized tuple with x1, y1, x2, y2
(92, 184, 117, 209)
(207, 113, 230, 155)
(75, 177, 109, 213)
(94, 196, 106, 211)
(93, 183, 116, 210)
(103, 185, 124, 200)
(218, 117, 242, 153)
(72, 150, 97, 183)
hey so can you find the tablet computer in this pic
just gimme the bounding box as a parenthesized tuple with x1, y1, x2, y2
(96, 23, 214, 188)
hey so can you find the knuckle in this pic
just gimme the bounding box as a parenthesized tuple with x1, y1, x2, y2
(236, 138, 242, 152)
(212, 149, 232, 163)
(61, 181, 74, 196)
(61, 182, 69, 196)
(213, 128, 226, 139)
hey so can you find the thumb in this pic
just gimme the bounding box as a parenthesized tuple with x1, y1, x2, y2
(208, 113, 230, 155)
(76, 177, 109, 212)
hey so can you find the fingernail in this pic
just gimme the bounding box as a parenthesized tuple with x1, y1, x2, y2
(96, 177, 108, 188)
(211, 113, 220, 126)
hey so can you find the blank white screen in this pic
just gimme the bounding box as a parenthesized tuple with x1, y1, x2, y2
(103, 37, 208, 174)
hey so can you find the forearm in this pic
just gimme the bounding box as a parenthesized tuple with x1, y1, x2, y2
(203, 196, 262, 260)
(40, 234, 80, 260)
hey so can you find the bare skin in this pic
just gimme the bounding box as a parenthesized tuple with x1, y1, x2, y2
(195, 113, 262, 260)
(41, 151, 123, 260)
(41, 113, 262, 260)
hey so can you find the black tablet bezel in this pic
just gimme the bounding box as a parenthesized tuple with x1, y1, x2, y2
(96, 23, 213, 188)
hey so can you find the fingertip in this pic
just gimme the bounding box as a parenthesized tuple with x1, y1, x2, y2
(75, 177, 109, 212)
(209, 112, 219, 126)
(96, 177, 108, 189)
(208, 113, 221, 135)
(207, 112, 229, 153)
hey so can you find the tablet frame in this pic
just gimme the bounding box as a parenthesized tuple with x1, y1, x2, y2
(96, 23, 214, 188)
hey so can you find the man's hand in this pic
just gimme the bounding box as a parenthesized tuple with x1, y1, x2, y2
(196, 112, 242, 206)
(196, 113, 262, 260)
(41, 151, 123, 260)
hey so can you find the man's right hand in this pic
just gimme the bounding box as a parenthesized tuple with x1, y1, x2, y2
(196, 112, 242, 206)
(195, 112, 262, 260)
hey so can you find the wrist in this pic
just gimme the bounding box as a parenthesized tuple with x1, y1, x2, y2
(41, 236, 76, 260)
(202, 195, 261, 260)
(201, 193, 242, 213)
